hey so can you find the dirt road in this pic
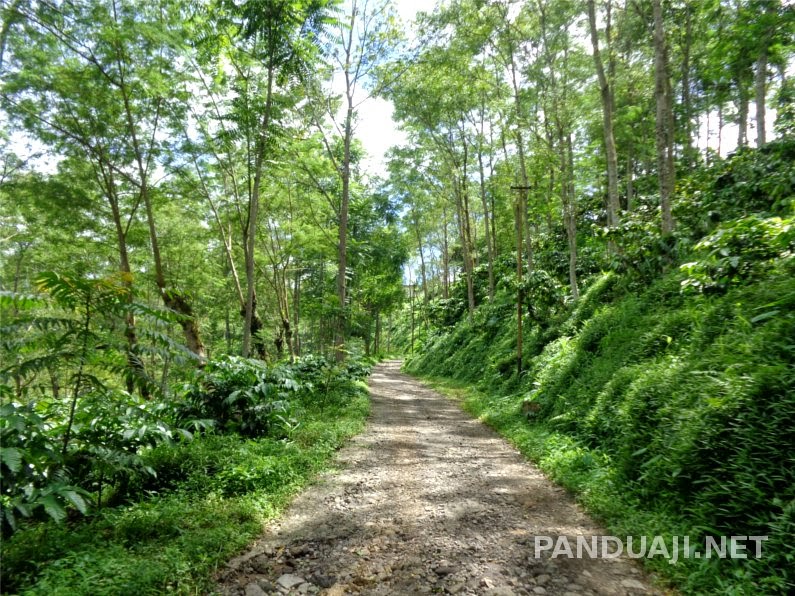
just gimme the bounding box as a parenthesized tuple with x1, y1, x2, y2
(217, 361, 661, 595)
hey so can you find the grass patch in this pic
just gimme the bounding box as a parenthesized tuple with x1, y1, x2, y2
(1, 383, 370, 595)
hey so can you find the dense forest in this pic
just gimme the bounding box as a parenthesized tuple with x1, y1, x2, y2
(1, 0, 794, 594)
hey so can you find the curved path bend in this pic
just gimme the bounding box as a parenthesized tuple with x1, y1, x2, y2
(217, 361, 663, 596)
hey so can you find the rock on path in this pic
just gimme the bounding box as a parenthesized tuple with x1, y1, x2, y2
(216, 361, 665, 595)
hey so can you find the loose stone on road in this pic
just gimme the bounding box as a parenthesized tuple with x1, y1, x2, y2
(217, 361, 663, 595)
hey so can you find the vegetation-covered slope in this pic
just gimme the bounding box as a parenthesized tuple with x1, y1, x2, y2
(403, 141, 795, 593)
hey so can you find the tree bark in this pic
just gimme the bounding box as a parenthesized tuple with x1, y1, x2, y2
(737, 81, 749, 147)
(509, 53, 534, 276)
(374, 310, 381, 355)
(565, 133, 579, 300)
(453, 160, 475, 318)
(476, 127, 495, 301)
(626, 152, 634, 212)
(442, 205, 450, 299)
(587, 0, 620, 233)
(243, 62, 275, 358)
(680, 3, 695, 164)
(293, 266, 301, 357)
(103, 167, 147, 396)
(755, 46, 768, 146)
(653, 0, 675, 235)
(414, 220, 429, 304)
(513, 196, 524, 375)
(114, 22, 207, 361)
(335, 93, 352, 361)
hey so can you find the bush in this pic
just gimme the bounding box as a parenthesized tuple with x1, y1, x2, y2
(177, 356, 301, 437)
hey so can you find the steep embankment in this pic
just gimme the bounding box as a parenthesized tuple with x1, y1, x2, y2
(406, 265, 795, 593)
(404, 143, 795, 594)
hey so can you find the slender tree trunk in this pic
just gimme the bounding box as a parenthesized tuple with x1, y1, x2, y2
(487, 127, 498, 259)
(442, 207, 450, 299)
(626, 152, 634, 212)
(104, 171, 147, 397)
(374, 311, 381, 355)
(243, 64, 275, 358)
(476, 137, 495, 301)
(587, 0, 620, 234)
(415, 221, 429, 304)
(755, 47, 768, 146)
(114, 40, 206, 361)
(737, 81, 749, 148)
(333, 4, 361, 363)
(454, 166, 475, 318)
(225, 308, 232, 352)
(681, 4, 695, 164)
(513, 196, 524, 375)
(293, 267, 301, 357)
(525, 188, 534, 275)
(653, 0, 675, 235)
(546, 167, 555, 233)
(62, 292, 91, 455)
(510, 57, 534, 276)
(335, 96, 352, 361)
(565, 133, 579, 300)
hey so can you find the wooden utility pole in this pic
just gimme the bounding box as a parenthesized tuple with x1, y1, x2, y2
(511, 185, 532, 375)
(409, 283, 416, 355)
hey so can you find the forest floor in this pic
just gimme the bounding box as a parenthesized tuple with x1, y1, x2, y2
(216, 361, 665, 596)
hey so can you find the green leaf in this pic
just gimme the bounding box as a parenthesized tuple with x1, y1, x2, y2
(3, 508, 17, 531)
(0, 291, 45, 311)
(40, 494, 67, 524)
(0, 447, 23, 473)
(750, 310, 779, 324)
(62, 490, 88, 514)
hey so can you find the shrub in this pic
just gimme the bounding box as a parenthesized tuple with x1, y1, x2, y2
(177, 356, 301, 438)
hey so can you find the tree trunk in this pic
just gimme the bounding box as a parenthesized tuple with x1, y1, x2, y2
(565, 133, 579, 300)
(293, 267, 301, 357)
(115, 37, 207, 362)
(164, 291, 205, 358)
(335, 95, 352, 361)
(415, 221, 429, 304)
(374, 310, 381, 354)
(680, 3, 695, 164)
(755, 47, 768, 146)
(510, 55, 534, 277)
(243, 64, 275, 358)
(104, 172, 147, 397)
(513, 196, 524, 375)
(626, 152, 634, 212)
(653, 0, 675, 235)
(454, 170, 475, 318)
(587, 0, 620, 234)
(442, 206, 450, 299)
(476, 137, 495, 301)
(737, 81, 749, 147)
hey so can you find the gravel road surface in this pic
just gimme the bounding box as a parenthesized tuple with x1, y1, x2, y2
(216, 361, 662, 596)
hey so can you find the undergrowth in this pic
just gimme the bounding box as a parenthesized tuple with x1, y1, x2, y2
(403, 142, 795, 594)
(407, 262, 795, 594)
(0, 363, 371, 595)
